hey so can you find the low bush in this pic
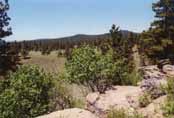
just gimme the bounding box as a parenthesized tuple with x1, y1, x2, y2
(139, 92, 152, 108)
(163, 78, 174, 100)
(124, 70, 142, 86)
(49, 73, 85, 111)
(70, 98, 85, 109)
(0, 65, 76, 118)
(162, 100, 174, 118)
(107, 109, 143, 118)
(65, 46, 115, 93)
(0, 65, 53, 118)
(65, 45, 134, 93)
(48, 77, 74, 111)
(162, 78, 174, 117)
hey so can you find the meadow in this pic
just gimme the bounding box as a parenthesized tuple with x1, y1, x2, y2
(21, 51, 66, 74)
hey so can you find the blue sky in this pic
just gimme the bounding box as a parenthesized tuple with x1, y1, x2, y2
(6, 0, 157, 41)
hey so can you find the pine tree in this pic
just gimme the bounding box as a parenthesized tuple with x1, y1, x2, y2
(110, 24, 122, 49)
(110, 24, 122, 59)
(109, 24, 134, 71)
(0, 0, 17, 75)
(0, 0, 12, 38)
(152, 0, 174, 37)
(110, 24, 132, 60)
(141, 0, 174, 62)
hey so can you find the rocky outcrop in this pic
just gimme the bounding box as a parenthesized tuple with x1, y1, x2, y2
(163, 65, 174, 77)
(86, 86, 142, 117)
(138, 96, 167, 118)
(37, 65, 174, 118)
(37, 108, 98, 118)
(140, 65, 166, 82)
(86, 86, 166, 118)
(86, 65, 173, 118)
(140, 65, 167, 98)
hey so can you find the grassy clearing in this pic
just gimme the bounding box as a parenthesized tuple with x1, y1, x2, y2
(21, 51, 66, 74)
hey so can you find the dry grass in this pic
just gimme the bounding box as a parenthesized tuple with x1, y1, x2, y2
(21, 51, 66, 74)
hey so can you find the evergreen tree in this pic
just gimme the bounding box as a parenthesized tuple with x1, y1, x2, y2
(152, 0, 174, 37)
(110, 24, 122, 59)
(141, 0, 174, 62)
(0, 0, 12, 38)
(110, 24, 132, 60)
(110, 24, 122, 49)
(0, 0, 18, 75)
(110, 24, 134, 71)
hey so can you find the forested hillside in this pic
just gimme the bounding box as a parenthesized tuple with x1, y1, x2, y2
(10, 30, 138, 52)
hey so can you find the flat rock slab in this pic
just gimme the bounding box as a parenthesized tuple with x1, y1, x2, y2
(86, 86, 142, 115)
(37, 108, 98, 118)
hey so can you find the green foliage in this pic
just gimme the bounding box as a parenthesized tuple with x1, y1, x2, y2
(152, 0, 174, 35)
(162, 78, 174, 117)
(0, 65, 53, 118)
(69, 98, 85, 109)
(107, 109, 143, 118)
(107, 109, 127, 118)
(162, 100, 174, 118)
(49, 75, 78, 111)
(138, 92, 152, 108)
(140, 30, 174, 63)
(65, 45, 140, 93)
(110, 24, 133, 60)
(109, 24, 135, 74)
(0, 0, 12, 38)
(0, 0, 18, 75)
(164, 78, 174, 100)
(109, 24, 141, 85)
(140, 0, 174, 62)
(65, 45, 117, 93)
(124, 70, 142, 86)
(110, 24, 122, 49)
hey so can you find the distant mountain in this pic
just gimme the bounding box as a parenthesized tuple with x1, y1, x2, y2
(13, 30, 139, 52)
(30, 30, 138, 43)
(35, 33, 109, 43)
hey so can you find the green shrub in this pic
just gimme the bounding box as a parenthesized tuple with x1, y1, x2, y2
(65, 45, 141, 93)
(0, 65, 53, 118)
(65, 46, 114, 93)
(124, 70, 142, 86)
(107, 109, 127, 118)
(65, 45, 132, 93)
(162, 100, 174, 118)
(49, 75, 78, 111)
(138, 92, 152, 108)
(162, 78, 174, 117)
(107, 109, 143, 118)
(70, 98, 85, 109)
(164, 78, 174, 100)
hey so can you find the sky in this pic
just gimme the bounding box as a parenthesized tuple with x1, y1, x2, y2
(6, 0, 157, 41)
